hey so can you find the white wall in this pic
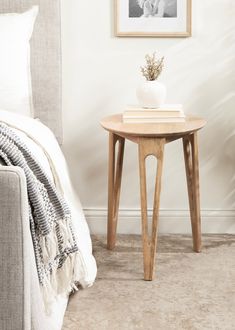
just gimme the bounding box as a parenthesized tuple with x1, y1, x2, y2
(61, 0, 235, 234)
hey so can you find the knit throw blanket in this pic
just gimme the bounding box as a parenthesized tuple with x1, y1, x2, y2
(0, 123, 79, 304)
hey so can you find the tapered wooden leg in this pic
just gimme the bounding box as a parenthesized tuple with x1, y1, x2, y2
(138, 138, 165, 281)
(183, 133, 201, 252)
(107, 133, 125, 250)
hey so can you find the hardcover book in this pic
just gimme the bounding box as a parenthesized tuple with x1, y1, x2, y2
(123, 104, 185, 123)
(123, 117, 186, 123)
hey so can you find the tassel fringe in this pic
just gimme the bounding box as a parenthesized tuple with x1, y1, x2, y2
(40, 218, 86, 314)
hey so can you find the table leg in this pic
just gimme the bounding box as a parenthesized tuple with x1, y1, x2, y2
(183, 133, 201, 252)
(138, 138, 165, 281)
(107, 133, 125, 250)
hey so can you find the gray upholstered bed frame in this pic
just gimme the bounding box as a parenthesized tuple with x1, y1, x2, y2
(0, 0, 62, 143)
(0, 2, 63, 329)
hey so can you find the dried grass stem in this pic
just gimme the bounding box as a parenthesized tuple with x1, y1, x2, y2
(141, 52, 164, 81)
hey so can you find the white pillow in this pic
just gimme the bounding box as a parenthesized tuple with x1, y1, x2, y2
(0, 6, 38, 117)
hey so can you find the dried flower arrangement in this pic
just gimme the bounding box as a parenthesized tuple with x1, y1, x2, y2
(141, 52, 164, 81)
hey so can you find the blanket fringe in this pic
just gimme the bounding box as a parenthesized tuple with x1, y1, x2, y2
(40, 218, 86, 314)
(41, 250, 86, 314)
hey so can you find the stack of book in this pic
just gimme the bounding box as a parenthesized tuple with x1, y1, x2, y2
(123, 104, 185, 123)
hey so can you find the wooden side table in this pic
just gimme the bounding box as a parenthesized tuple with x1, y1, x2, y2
(100, 114, 206, 281)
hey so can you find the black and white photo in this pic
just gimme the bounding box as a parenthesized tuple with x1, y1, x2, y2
(129, 0, 177, 18)
(116, 0, 191, 37)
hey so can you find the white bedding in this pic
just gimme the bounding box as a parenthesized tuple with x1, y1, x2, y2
(0, 110, 97, 329)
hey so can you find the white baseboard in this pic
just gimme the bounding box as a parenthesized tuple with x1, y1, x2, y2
(84, 208, 235, 234)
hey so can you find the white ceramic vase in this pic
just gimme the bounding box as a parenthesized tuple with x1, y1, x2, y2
(136, 80, 167, 108)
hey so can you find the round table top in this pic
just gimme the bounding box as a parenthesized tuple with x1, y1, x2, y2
(100, 114, 206, 137)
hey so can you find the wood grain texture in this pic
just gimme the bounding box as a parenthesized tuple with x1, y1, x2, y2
(138, 138, 165, 280)
(183, 133, 201, 252)
(107, 133, 125, 250)
(100, 114, 206, 138)
(101, 113, 205, 280)
(115, 0, 192, 37)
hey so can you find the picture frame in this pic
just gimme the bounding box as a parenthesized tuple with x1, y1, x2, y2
(115, 0, 192, 37)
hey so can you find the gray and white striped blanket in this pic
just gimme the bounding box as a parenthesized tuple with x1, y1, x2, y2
(0, 122, 79, 299)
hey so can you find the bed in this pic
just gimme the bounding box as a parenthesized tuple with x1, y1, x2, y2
(0, 2, 96, 330)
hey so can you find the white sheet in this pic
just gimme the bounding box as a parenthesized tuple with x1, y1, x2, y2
(0, 110, 97, 329)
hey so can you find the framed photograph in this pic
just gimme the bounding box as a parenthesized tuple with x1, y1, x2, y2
(115, 0, 192, 37)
